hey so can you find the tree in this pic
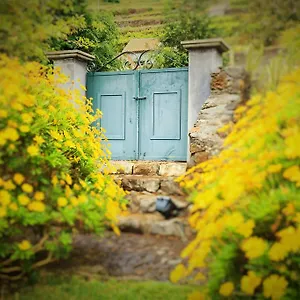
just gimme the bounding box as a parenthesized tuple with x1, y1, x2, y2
(0, 0, 86, 62)
(154, 1, 218, 68)
(50, 12, 121, 71)
(245, 0, 299, 46)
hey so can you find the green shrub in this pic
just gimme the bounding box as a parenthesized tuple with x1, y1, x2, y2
(0, 55, 125, 280)
(50, 11, 121, 71)
(155, 2, 219, 69)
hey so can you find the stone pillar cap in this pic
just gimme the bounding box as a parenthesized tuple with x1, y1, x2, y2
(46, 50, 95, 62)
(181, 38, 230, 54)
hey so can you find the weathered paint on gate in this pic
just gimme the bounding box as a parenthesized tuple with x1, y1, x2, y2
(87, 68, 188, 161)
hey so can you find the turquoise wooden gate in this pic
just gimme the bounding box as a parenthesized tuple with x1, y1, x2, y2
(87, 68, 188, 161)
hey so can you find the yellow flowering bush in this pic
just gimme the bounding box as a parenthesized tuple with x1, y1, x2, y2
(171, 69, 300, 299)
(0, 55, 125, 280)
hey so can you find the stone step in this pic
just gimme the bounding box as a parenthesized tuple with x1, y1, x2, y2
(126, 191, 190, 214)
(114, 174, 184, 195)
(110, 161, 187, 177)
(117, 213, 191, 238)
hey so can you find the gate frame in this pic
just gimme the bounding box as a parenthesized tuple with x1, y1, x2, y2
(47, 38, 230, 163)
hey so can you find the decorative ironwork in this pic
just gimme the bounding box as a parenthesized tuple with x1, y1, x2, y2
(89, 50, 154, 72)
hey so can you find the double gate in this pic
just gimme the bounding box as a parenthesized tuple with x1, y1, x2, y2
(87, 68, 188, 161)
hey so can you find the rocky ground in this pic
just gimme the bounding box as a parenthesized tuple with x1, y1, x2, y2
(45, 161, 192, 282)
(46, 232, 191, 281)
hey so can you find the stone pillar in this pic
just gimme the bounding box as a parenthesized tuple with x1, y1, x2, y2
(181, 38, 230, 131)
(46, 50, 95, 98)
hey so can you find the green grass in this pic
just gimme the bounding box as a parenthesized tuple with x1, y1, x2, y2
(9, 276, 196, 300)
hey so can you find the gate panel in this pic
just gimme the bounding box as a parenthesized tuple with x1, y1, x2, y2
(139, 68, 188, 161)
(87, 71, 137, 160)
(87, 68, 188, 161)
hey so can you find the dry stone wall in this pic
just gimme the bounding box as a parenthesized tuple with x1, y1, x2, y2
(188, 66, 250, 168)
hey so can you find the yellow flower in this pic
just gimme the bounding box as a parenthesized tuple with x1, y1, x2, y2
(4, 127, 19, 141)
(241, 271, 262, 295)
(237, 220, 255, 238)
(21, 113, 33, 123)
(75, 195, 86, 205)
(65, 140, 75, 148)
(8, 144, 15, 151)
(267, 164, 282, 173)
(18, 240, 32, 251)
(57, 197, 68, 207)
(285, 133, 300, 158)
(3, 180, 16, 190)
(277, 226, 300, 252)
(36, 108, 47, 116)
(18, 194, 30, 206)
(20, 125, 30, 133)
(50, 130, 64, 141)
(188, 291, 206, 300)
(219, 282, 234, 296)
(51, 175, 58, 186)
(0, 109, 8, 118)
(34, 191, 45, 201)
(111, 223, 120, 236)
(283, 165, 300, 184)
(13, 173, 25, 185)
(11, 102, 23, 111)
(65, 174, 72, 185)
(28, 201, 45, 212)
(0, 190, 11, 206)
(33, 135, 45, 145)
(105, 199, 121, 222)
(22, 183, 33, 193)
(70, 197, 79, 207)
(0, 206, 7, 217)
(241, 237, 268, 259)
(269, 242, 289, 261)
(27, 145, 39, 156)
(9, 202, 18, 211)
(170, 264, 188, 283)
(73, 183, 81, 191)
(7, 120, 17, 128)
(263, 275, 288, 300)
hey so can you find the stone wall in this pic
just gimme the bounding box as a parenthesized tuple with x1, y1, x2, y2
(188, 66, 250, 168)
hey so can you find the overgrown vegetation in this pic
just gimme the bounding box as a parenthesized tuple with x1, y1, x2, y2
(0, 0, 121, 70)
(171, 66, 300, 298)
(0, 0, 86, 62)
(244, 0, 299, 46)
(154, 2, 218, 68)
(50, 3, 121, 71)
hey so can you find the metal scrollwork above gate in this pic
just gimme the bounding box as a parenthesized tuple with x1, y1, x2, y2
(88, 50, 154, 72)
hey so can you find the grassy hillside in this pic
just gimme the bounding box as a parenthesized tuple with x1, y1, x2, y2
(87, 0, 248, 51)
(87, 0, 298, 69)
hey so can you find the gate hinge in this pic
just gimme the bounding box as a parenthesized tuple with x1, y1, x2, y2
(133, 96, 147, 100)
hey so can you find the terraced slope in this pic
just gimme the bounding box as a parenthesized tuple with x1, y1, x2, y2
(88, 0, 249, 52)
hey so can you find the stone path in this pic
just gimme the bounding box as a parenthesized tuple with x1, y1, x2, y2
(47, 232, 190, 281)
(45, 161, 191, 282)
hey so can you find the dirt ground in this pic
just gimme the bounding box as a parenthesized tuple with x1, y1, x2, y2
(46, 232, 190, 281)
